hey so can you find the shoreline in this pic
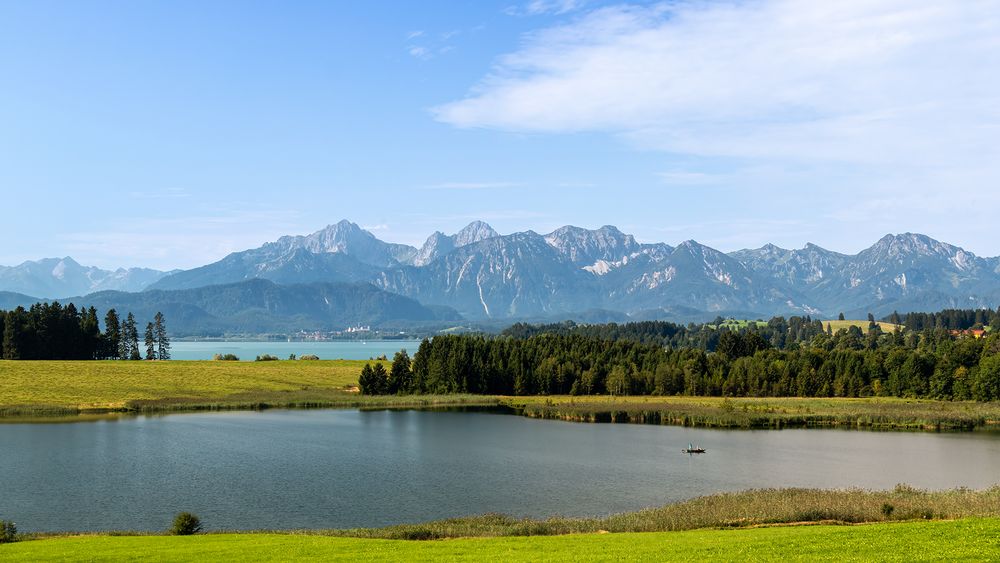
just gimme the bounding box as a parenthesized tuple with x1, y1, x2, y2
(2, 393, 1000, 432)
(9, 486, 1000, 539)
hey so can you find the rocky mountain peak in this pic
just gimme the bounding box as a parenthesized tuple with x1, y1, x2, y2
(454, 221, 499, 247)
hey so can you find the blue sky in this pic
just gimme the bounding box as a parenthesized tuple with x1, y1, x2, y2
(2, 0, 999, 270)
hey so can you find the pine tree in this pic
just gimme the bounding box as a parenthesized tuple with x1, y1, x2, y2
(2, 308, 20, 360)
(144, 322, 156, 360)
(387, 350, 412, 394)
(103, 309, 121, 359)
(153, 311, 170, 360)
(121, 313, 140, 360)
(372, 362, 389, 394)
(358, 363, 377, 394)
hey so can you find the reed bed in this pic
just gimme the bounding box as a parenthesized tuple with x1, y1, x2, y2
(506, 396, 1000, 430)
(269, 486, 1000, 540)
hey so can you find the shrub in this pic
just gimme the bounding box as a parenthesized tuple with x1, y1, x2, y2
(300, 354, 320, 361)
(170, 512, 203, 536)
(213, 353, 240, 361)
(255, 354, 279, 362)
(0, 520, 17, 543)
(881, 503, 895, 517)
(288, 353, 297, 360)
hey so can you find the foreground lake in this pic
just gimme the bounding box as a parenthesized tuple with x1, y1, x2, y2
(2, 409, 1000, 532)
(169, 340, 422, 361)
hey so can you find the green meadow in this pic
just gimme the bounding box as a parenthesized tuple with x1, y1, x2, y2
(0, 359, 493, 416)
(2, 519, 999, 562)
(3, 360, 1000, 431)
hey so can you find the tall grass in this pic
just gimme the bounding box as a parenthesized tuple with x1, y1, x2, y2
(20, 486, 999, 542)
(506, 396, 1000, 431)
(274, 486, 1000, 540)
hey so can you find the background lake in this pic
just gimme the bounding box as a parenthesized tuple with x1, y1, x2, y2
(2, 409, 1000, 532)
(169, 340, 422, 361)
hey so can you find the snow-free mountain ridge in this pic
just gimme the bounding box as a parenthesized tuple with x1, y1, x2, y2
(6, 223, 999, 325)
(136, 221, 1000, 322)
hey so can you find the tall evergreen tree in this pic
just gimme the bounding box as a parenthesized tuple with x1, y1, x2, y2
(144, 322, 156, 360)
(358, 363, 377, 394)
(104, 309, 121, 360)
(387, 350, 412, 394)
(1, 308, 20, 360)
(153, 311, 170, 360)
(121, 313, 140, 360)
(372, 362, 389, 395)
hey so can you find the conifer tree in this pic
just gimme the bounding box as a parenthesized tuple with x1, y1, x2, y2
(387, 350, 412, 394)
(144, 322, 156, 360)
(153, 311, 170, 360)
(104, 309, 121, 359)
(121, 313, 140, 360)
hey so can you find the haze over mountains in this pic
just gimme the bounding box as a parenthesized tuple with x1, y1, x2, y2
(4, 220, 1000, 334)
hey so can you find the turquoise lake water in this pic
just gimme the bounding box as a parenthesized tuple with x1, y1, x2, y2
(169, 340, 422, 360)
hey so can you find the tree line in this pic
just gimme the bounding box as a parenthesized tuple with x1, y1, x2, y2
(0, 302, 170, 360)
(359, 320, 1000, 401)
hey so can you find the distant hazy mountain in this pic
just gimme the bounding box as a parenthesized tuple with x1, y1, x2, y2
(22, 279, 461, 336)
(0, 257, 172, 298)
(21, 221, 1000, 325)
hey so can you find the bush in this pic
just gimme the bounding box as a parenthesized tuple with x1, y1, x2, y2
(255, 354, 279, 361)
(0, 520, 17, 543)
(299, 354, 320, 361)
(213, 353, 240, 361)
(170, 512, 203, 536)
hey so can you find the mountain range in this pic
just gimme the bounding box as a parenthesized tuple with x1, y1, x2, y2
(0, 257, 174, 298)
(4, 221, 1000, 332)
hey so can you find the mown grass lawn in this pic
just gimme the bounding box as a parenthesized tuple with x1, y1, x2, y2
(2, 519, 998, 562)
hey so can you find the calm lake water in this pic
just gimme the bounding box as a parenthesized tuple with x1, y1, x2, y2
(169, 340, 422, 361)
(2, 409, 1000, 532)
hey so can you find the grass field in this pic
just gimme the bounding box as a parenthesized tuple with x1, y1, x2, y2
(506, 395, 1000, 430)
(823, 319, 903, 333)
(3, 360, 999, 430)
(3, 519, 998, 561)
(0, 360, 495, 416)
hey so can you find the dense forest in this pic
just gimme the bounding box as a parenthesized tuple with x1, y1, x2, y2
(502, 309, 1000, 352)
(0, 302, 170, 360)
(361, 309, 1000, 401)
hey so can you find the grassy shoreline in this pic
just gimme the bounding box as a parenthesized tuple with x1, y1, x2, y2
(3, 519, 998, 562)
(505, 395, 1000, 431)
(3, 360, 1000, 431)
(12, 486, 1000, 540)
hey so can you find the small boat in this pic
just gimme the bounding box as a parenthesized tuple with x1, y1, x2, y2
(682, 443, 706, 454)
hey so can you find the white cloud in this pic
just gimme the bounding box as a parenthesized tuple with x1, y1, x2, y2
(506, 0, 588, 16)
(437, 0, 1000, 167)
(407, 46, 431, 60)
(435, 0, 1000, 256)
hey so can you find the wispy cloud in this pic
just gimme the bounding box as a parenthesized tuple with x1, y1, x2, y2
(407, 46, 431, 60)
(505, 0, 587, 16)
(406, 24, 485, 60)
(435, 0, 1000, 254)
